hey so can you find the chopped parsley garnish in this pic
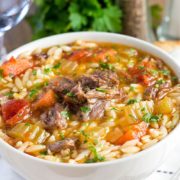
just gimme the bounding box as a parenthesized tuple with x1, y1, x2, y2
(32, 70, 37, 75)
(44, 82, 49, 86)
(138, 65, 145, 70)
(4, 91, 13, 98)
(40, 151, 48, 155)
(29, 89, 39, 98)
(156, 79, 165, 85)
(129, 85, 135, 91)
(53, 63, 61, 69)
(111, 107, 118, 111)
(127, 99, 138, 105)
(129, 114, 137, 120)
(150, 69, 158, 76)
(142, 113, 160, 123)
(44, 67, 51, 74)
(59, 132, 65, 140)
(161, 69, 170, 76)
(25, 122, 31, 126)
(61, 111, 71, 119)
(141, 107, 146, 112)
(172, 76, 178, 83)
(0, 69, 3, 79)
(96, 87, 107, 93)
(128, 48, 137, 56)
(87, 145, 105, 163)
(80, 130, 89, 143)
(80, 106, 91, 113)
(66, 92, 75, 97)
(99, 62, 114, 70)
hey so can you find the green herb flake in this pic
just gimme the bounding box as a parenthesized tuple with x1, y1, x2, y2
(80, 106, 91, 113)
(111, 107, 118, 111)
(172, 76, 178, 83)
(142, 113, 160, 123)
(44, 68, 52, 74)
(25, 122, 31, 126)
(29, 89, 39, 98)
(99, 62, 114, 71)
(53, 63, 61, 69)
(32, 70, 37, 75)
(40, 151, 48, 155)
(141, 107, 146, 112)
(127, 99, 138, 105)
(66, 92, 75, 97)
(138, 65, 145, 70)
(129, 114, 137, 120)
(161, 69, 170, 76)
(156, 79, 165, 85)
(150, 69, 158, 76)
(88, 145, 105, 163)
(61, 111, 71, 119)
(59, 132, 65, 140)
(4, 91, 13, 98)
(96, 87, 107, 93)
(129, 85, 135, 91)
(0, 69, 3, 79)
(128, 48, 137, 56)
(80, 130, 89, 143)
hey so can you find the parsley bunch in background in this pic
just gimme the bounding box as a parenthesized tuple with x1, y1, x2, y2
(28, 0, 123, 40)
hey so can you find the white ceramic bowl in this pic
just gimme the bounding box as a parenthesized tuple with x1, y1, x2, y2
(0, 32, 180, 180)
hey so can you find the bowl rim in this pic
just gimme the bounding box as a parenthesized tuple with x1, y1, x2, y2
(0, 31, 180, 168)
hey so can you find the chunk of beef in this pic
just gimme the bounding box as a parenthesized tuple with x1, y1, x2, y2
(78, 100, 110, 121)
(77, 70, 119, 90)
(92, 70, 119, 87)
(86, 88, 126, 102)
(40, 104, 67, 130)
(64, 83, 87, 113)
(77, 76, 99, 90)
(50, 77, 76, 95)
(144, 81, 172, 100)
(48, 138, 79, 153)
(89, 100, 109, 120)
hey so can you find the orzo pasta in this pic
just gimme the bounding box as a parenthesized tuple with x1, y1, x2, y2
(0, 40, 179, 164)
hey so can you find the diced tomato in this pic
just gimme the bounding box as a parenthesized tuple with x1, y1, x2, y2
(33, 89, 56, 110)
(0, 56, 33, 77)
(129, 59, 156, 86)
(2, 99, 30, 126)
(65, 48, 117, 62)
(116, 121, 148, 145)
(138, 74, 155, 86)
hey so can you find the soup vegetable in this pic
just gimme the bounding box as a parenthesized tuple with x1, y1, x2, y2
(0, 41, 179, 164)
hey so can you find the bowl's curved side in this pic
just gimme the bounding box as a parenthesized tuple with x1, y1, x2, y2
(0, 32, 179, 180)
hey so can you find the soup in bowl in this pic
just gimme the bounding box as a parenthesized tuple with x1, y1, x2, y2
(0, 32, 179, 180)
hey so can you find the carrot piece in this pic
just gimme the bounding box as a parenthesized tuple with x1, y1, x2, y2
(66, 48, 117, 62)
(2, 99, 30, 126)
(0, 56, 33, 77)
(33, 89, 56, 110)
(116, 121, 148, 145)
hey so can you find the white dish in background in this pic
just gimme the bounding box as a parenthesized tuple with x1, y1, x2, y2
(0, 32, 180, 180)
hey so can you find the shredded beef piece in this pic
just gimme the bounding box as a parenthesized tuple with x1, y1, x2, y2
(48, 138, 79, 153)
(78, 100, 110, 121)
(92, 70, 119, 87)
(40, 104, 67, 130)
(144, 81, 172, 100)
(85, 88, 126, 102)
(77, 70, 119, 90)
(50, 77, 76, 95)
(77, 76, 99, 90)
